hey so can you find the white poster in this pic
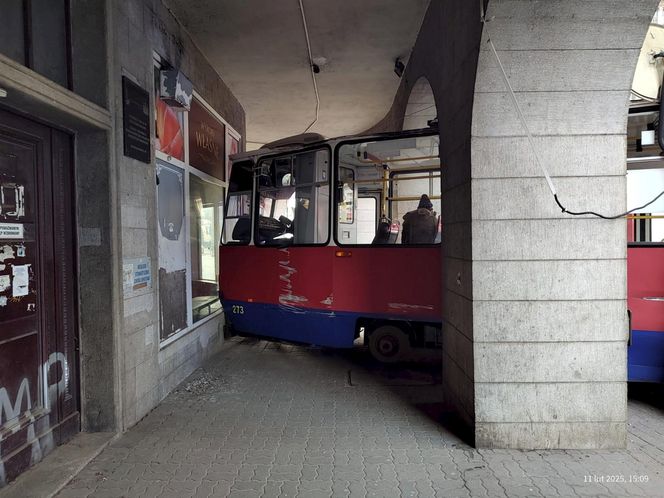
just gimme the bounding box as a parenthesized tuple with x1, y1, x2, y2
(0, 275, 10, 292)
(12, 264, 29, 297)
(0, 223, 24, 239)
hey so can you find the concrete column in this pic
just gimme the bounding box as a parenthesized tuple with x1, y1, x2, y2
(470, 0, 657, 448)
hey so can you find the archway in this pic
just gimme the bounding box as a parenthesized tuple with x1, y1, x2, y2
(402, 77, 436, 131)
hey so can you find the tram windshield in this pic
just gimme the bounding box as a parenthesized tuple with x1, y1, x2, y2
(336, 134, 440, 245)
(256, 149, 330, 246)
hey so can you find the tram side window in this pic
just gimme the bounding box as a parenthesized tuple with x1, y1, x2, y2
(627, 168, 664, 244)
(257, 149, 330, 246)
(335, 135, 441, 246)
(222, 160, 253, 244)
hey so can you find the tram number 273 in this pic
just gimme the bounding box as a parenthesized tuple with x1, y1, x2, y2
(232, 305, 245, 315)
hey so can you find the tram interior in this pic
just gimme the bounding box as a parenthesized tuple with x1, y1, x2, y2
(336, 134, 440, 245)
(223, 134, 442, 247)
(627, 111, 664, 241)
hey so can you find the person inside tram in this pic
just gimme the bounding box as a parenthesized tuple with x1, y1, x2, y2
(401, 194, 438, 244)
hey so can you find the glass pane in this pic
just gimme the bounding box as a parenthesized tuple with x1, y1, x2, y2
(338, 167, 354, 224)
(31, 0, 69, 87)
(190, 174, 223, 323)
(154, 65, 185, 162)
(336, 134, 440, 245)
(256, 149, 329, 246)
(627, 167, 664, 243)
(0, 0, 25, 64)
(222, 160, 253, 244)
(357, 197, 377, 244)
(157, 161, 187, 340)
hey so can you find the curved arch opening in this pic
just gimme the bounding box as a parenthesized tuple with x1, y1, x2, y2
(402, 77, 437, 130)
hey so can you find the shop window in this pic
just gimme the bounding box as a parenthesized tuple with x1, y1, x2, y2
(153, 54, 241, 343)
(189, 175, 224, 322)
(156, 160, 187, 340)
(154, 65, 185, 162)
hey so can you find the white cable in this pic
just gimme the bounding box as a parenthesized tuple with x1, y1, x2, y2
(480, 13, 557, 196)
(298, 0, 320, 134)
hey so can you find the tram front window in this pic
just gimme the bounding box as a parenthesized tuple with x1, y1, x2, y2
(223, 160, 253, 245)
(335, 134, 441, 246)
(256, 149, 330, 246)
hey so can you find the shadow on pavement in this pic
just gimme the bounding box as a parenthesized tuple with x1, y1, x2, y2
(628, 382, 664, 414)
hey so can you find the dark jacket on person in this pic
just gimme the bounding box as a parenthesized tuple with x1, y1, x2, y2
(402, 208, 438, 244)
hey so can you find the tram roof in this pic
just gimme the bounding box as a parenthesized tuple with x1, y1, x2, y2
(230, 126, 439, 162)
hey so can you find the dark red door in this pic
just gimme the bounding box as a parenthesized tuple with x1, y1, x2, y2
(0, 109, 79, 486)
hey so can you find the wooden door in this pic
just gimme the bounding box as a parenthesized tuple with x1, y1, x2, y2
(0, 109, 79, 486)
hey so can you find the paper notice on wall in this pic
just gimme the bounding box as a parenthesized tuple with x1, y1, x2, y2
(0, 275, 10, 292)
(123, 257, 152, 296)
(0, 246, 15, 262)
(0, 296, 6, 307)
(12, 264, 29, 297)
(0, 223, 24, 239)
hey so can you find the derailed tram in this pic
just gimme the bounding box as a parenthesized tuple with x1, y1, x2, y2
(219, 129, 442, 362)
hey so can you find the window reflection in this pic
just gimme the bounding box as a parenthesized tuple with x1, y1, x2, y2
(190, 174, 224, 322)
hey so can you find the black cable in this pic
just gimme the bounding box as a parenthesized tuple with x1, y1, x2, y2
(631, 89, 658, 102)
(554, 190, 664, 219)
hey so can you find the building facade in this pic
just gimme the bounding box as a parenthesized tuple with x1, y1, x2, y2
(0, 0, 243, 485)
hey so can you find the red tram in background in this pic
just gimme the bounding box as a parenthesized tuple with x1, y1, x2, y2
(219, 130, 442, 362)
(626, 113, 664, 382)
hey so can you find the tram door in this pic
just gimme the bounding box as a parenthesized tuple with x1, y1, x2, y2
(0, 110, 79, 483)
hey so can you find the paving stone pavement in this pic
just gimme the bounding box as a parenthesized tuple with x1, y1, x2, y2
(57, 337, 664, 497)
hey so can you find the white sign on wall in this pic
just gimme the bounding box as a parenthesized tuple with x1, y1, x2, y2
(122, 257, 152, 296)
(0, 223, 24, 239)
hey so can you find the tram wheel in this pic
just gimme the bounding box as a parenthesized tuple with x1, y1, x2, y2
(369, 325, 411, 363)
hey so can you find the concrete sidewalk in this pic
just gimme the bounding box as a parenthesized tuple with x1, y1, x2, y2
(28, 338, 664, 497)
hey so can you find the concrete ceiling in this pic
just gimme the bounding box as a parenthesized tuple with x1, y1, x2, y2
(164, 0, 430, 148)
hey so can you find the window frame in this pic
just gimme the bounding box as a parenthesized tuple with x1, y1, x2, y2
(1, 0, 73, 89)
(626, 157, 664, 248)
(338, 166, 355, 225)
(252, 146, 333, 248)
(153, 53, 242, 348)
(221, 159, 254, 246)
(333, 130, 441, 248)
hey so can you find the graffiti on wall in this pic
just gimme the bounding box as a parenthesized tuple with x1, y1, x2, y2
(0, 352, 68, 487)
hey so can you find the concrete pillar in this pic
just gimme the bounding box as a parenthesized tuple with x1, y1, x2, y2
(470, 0, 657, 448)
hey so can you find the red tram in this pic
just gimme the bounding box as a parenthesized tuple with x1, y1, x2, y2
(626, 92, 664, 382)
(219, 130, 442, 361)
(626, 162, 664, 382)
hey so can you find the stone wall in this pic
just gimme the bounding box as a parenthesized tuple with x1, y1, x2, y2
(110, 0, 245, 429)
(369, 0, 657, 448)
(471, 0, 656, 449)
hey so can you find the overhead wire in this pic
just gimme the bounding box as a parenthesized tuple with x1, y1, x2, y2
(298, 0, 320, 134)
(480, 3, 664, 219)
